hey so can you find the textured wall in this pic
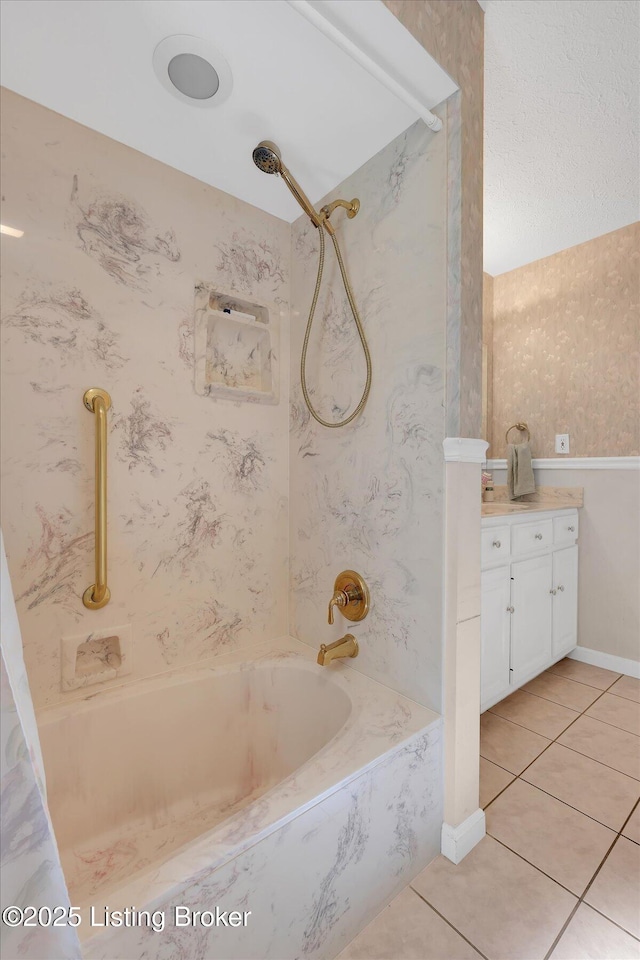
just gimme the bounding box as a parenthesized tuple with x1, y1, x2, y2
(384, 0, 484, 439)
(482, 272, 494, 445)
(490, 223, 640, 458)
(0, 89, 290, 708)
(289, 120, 447, 710)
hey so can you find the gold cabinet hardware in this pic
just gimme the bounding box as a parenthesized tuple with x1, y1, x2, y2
(83, 388, 111, 609)
(317, 634, 359, 666)
(327, 570, 370, 625)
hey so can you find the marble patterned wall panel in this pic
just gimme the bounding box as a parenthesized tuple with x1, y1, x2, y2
(384, 0, 485, 439)
(0, 89, 290, 708)
(83, 724, 443, 960)
(491, 222, 640, 458)
(289, 120, 447, 710)
(1, 535, 81, 960)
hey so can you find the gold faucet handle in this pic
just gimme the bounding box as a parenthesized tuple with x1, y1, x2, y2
(328, 571, 370, 625)
(328, 590, 348, 625)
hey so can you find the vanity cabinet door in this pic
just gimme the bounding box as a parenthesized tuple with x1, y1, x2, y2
(552, 545, 578, 658)
(510, 554, 553, 687)
(481, 565, 512, 710)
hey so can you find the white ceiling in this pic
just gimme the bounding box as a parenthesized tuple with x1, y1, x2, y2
(484, 0, 640, 276)
(0, 0, 455, 224)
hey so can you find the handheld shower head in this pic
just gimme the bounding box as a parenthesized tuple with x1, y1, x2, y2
(252, 141, 282, 175)
(251, 140, 322, 228)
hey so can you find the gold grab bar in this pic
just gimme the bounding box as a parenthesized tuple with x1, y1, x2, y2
(83, 388, 111, 609)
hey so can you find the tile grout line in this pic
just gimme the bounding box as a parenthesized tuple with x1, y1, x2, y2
(486, 708, 579, 738)
(489, 834, 581, 899)
(480, 665, 638, 960)
(483, 677, 639, 813)
(546, 667, 623, 691)
(582, 903, 640, 943)
(542, 797, 640, 960)
(574, 711, 640, 738)
(498, 776, 634, 833)
(408, 886, 490, 960)
(606, 690, 640, 706)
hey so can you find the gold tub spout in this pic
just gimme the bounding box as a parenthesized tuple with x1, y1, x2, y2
(317, 634, 359, 666)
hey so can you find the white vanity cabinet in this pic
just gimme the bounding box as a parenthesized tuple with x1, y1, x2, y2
(481, 509, 579, 712)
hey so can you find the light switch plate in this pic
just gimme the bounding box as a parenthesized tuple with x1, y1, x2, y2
(555, 434, 570, 454)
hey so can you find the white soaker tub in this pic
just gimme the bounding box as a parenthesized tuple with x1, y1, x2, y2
(38, 637, 442, 959)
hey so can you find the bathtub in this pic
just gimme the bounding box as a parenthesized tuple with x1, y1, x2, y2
(38, 637, 442, 959)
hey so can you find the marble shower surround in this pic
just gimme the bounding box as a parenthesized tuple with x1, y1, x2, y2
(384, 0, 484, 440)
(489, 222, 640, 458)
(0, 88, 290, 708)
(0, 534, 81, 960)
(289, 119, 447, 710)
(81, 718, 443, 960)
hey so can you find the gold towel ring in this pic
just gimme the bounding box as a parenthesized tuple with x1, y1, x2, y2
(505, 422, 530, 444)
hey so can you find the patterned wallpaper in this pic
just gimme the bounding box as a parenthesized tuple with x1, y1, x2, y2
(489, 222, 640, 458)
(289, 119, 447, 710)
(384, 0, 484, 439)
(0, 89, 291, 708)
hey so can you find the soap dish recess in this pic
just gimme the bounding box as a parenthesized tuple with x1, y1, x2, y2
(194, 284, 280, 404)
(61, 624, 132, 692)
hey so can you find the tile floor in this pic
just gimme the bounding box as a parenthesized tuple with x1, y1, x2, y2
(339, 660, 640, 960)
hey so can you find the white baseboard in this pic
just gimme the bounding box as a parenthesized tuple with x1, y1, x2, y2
(441, 809, 486, 864)
(569, 646, 640, 680)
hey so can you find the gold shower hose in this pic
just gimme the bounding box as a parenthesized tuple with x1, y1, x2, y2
(300, 224, 372, 428)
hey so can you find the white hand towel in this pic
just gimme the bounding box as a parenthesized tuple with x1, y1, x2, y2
(507, 442, 536, 500)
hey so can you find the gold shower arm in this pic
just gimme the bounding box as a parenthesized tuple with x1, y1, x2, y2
(83, 388, 111, 609)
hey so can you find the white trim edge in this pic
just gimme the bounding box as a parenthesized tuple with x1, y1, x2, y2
(444, 438, 489, 463)
(487, 457, 640, 471)
(569, 647, 640, 680)
(441, 808, 486, 864)
(287, 1, 452, 131)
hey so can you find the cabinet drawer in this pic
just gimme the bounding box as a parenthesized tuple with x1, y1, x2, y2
(482, 525, 510, 565)
(512, 519, 553, 556)
(553, 515, 579, 546)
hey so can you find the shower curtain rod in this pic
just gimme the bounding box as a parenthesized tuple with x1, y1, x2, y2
(286, 0, 443, 132)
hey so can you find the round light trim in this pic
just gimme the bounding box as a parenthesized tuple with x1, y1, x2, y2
(168, 54, 219, 100)
(153, 35, 232, 108)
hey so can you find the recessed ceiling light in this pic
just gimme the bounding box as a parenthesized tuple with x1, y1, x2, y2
(153, 36, 232, 109)
(0, 224, 24, 238)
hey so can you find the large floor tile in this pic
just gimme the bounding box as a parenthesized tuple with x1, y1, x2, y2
(586, 693, 640, 736)
(548, 658, 622, 690)
(486, 779, 615, 895)
(411, 836, 576, 960)
(489, 689, 579, 738)
(337, 887, 482, 960)
(622, 803, 640, 844)
(610, 675, 640, 704)
(585, 836, 640, 938)
(522, 743, 640, 831)
(480, 757, 515, 809)
(480, 712, 551, 775)
(550, 903, 640, 959)
(523, 673, 602, 711)
(558, 716, 640, 781)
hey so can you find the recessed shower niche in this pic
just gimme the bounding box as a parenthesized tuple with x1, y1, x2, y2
(194, 283, 279, 403)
